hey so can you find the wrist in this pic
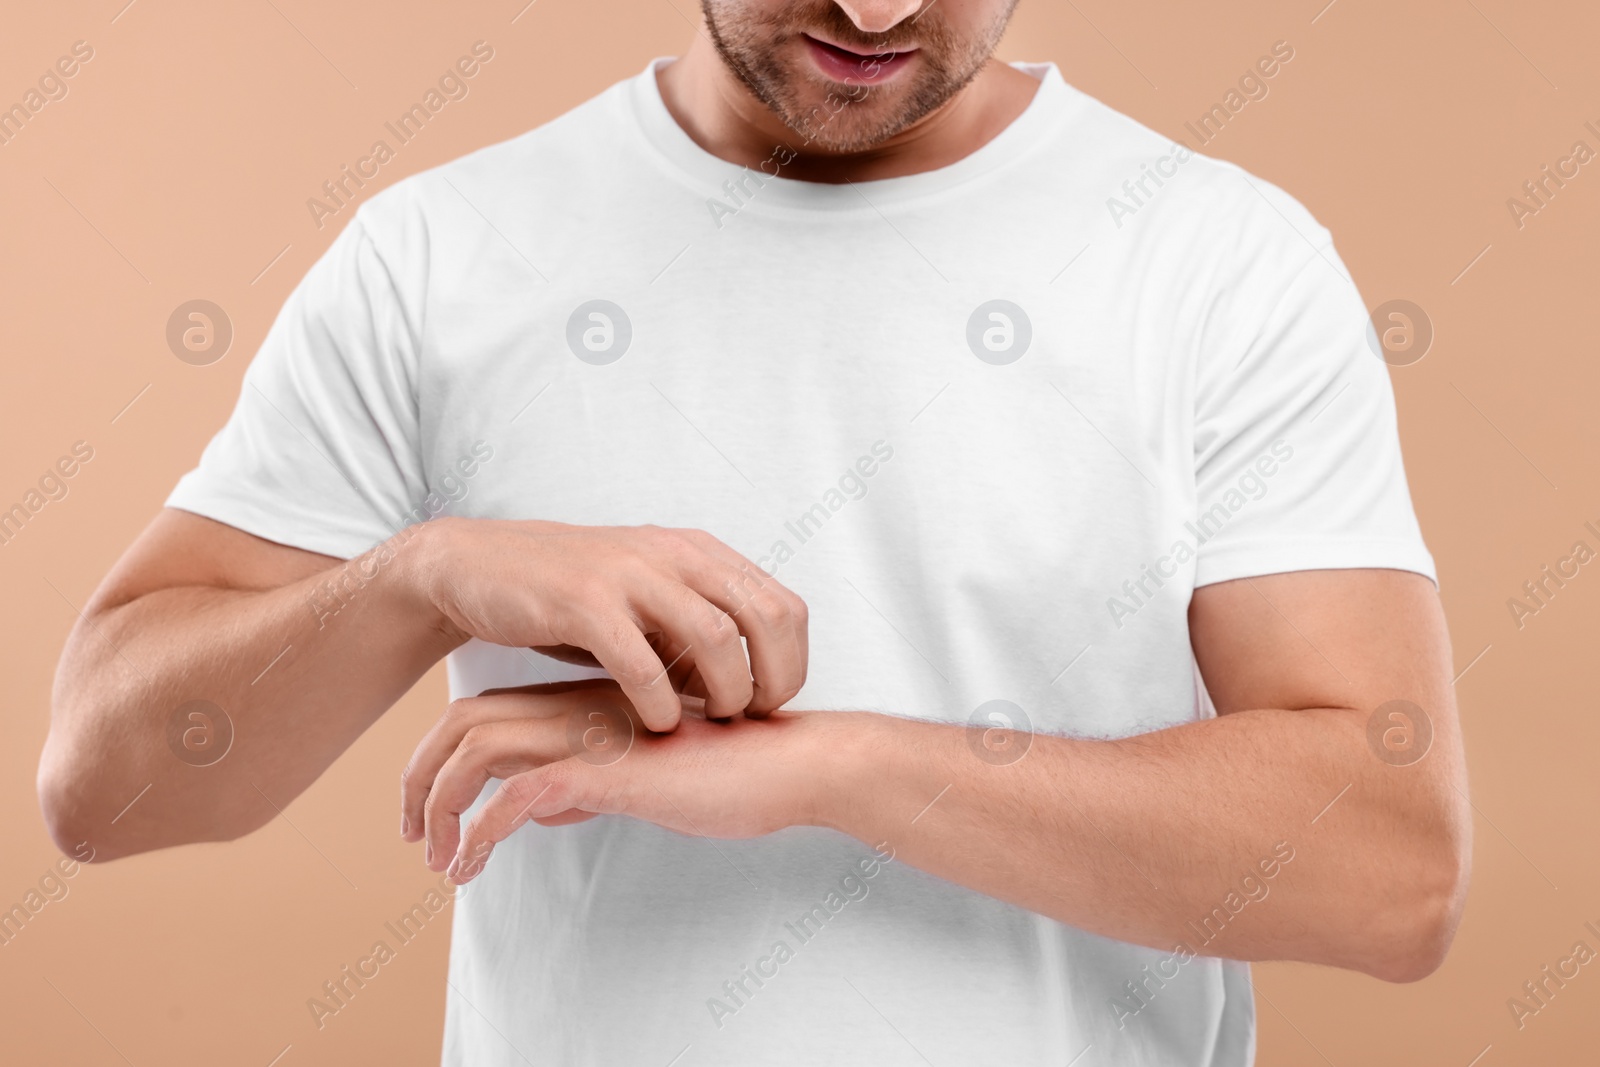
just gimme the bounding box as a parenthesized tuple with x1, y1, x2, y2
(799, 710, 891, 839)
(390, 517, 470, 648)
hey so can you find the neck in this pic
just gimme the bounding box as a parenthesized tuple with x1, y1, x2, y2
(655, 32, 1040, 185)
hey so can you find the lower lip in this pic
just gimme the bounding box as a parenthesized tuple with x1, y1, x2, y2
(802, 35, 916, 84)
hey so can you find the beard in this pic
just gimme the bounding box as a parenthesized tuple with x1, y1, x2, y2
(700, 0, 1017, 152)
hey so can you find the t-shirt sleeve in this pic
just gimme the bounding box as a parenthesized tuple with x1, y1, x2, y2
(1189, 186, 1436, 589)
(165, 207, 427, 560)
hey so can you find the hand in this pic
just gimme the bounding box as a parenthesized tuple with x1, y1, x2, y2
(405, 519, 809, 730)
(399, 680, 839, 884)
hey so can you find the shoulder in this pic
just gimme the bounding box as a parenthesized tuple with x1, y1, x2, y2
(351, 68, 641, 251)
(1021, 69, 1329, 264)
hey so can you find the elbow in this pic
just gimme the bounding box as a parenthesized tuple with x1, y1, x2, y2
(38, 754, 252, 864)
(1366, 889, 1466, 984)
(37, 746, 113, 865)
(1363, 820, 1472, 984)
(37, 725, 252, 864)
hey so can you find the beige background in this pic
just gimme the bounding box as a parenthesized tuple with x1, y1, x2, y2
(3, 0, 1596, 1063)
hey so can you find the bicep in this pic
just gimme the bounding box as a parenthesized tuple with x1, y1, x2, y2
(1188, 568, 1453, 720)
(88, 507, 339, 616)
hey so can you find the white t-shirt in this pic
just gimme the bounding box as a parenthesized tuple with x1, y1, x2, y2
(169, 58, 1434, 1067)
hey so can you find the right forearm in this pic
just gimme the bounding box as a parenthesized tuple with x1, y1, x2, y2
(40, 526, 460, 860)
(42, 512, 812, 863)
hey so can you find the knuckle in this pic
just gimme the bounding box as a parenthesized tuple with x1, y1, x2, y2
(592, 611, 638, 648)
(675, 527, 716, 549)
(611, 655, 663, 689)
(456, 724, 488, 757)
(494, 772, 533, 809)
(634, 524, 675, 550)
(756, 675, 802, 708)
(698, 607, 741, 648)
(502, 768, 560, 815)
(659, 526, 710, 559)
(728, 557, 765, 587)
(746, 585, 790, 625)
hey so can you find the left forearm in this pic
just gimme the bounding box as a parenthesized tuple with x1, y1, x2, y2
(814, 705, 1470, 982)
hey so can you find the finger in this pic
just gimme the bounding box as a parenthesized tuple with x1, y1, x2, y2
(568, 612, 682, 731)
(645, 634, 730, 720)
(687, 561, 803, 714)
(423, 717, 569, 869)
(687, 529, 810, 679)
(668, 532, 808, 713)
(401, 691, 574, 843)
(644, 631, 708, 704)
(449, 762, 605, 884)
(627, 580, 754, 720)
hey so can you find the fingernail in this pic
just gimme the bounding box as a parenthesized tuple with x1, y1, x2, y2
(445, 852, 461, 881)
(424, 840, 434, 867)
(400, 813, 410, 838)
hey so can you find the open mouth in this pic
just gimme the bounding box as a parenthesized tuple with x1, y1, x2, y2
(801, 33, 918, 85)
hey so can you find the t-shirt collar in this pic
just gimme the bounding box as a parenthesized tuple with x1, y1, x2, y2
(626, 56, 1080, 213)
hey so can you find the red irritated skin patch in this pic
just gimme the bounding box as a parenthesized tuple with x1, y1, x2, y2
(801, 32, 919, 85)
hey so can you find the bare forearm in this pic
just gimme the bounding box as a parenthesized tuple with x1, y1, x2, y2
(821, 706, 1470, 982)
(41, 529, 458, 860)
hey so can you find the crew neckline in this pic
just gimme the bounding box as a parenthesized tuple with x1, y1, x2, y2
(626, 57, 1079, 213)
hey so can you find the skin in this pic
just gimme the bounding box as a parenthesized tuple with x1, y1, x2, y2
(39, 0, 1471, 985)
(415, 569, 1470, 983)
(661, 0, 1042, 180)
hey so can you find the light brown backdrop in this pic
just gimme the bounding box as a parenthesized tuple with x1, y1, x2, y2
(2, 1, 1595, 1063)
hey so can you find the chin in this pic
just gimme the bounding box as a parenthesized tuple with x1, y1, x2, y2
(779, 85, 914, 149)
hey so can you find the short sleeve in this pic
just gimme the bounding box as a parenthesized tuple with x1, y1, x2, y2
(1190, 195, 1435, 589)
(166, 208, 426, 560)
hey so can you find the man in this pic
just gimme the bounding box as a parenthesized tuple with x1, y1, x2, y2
(40, 1, 1470, 1063)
